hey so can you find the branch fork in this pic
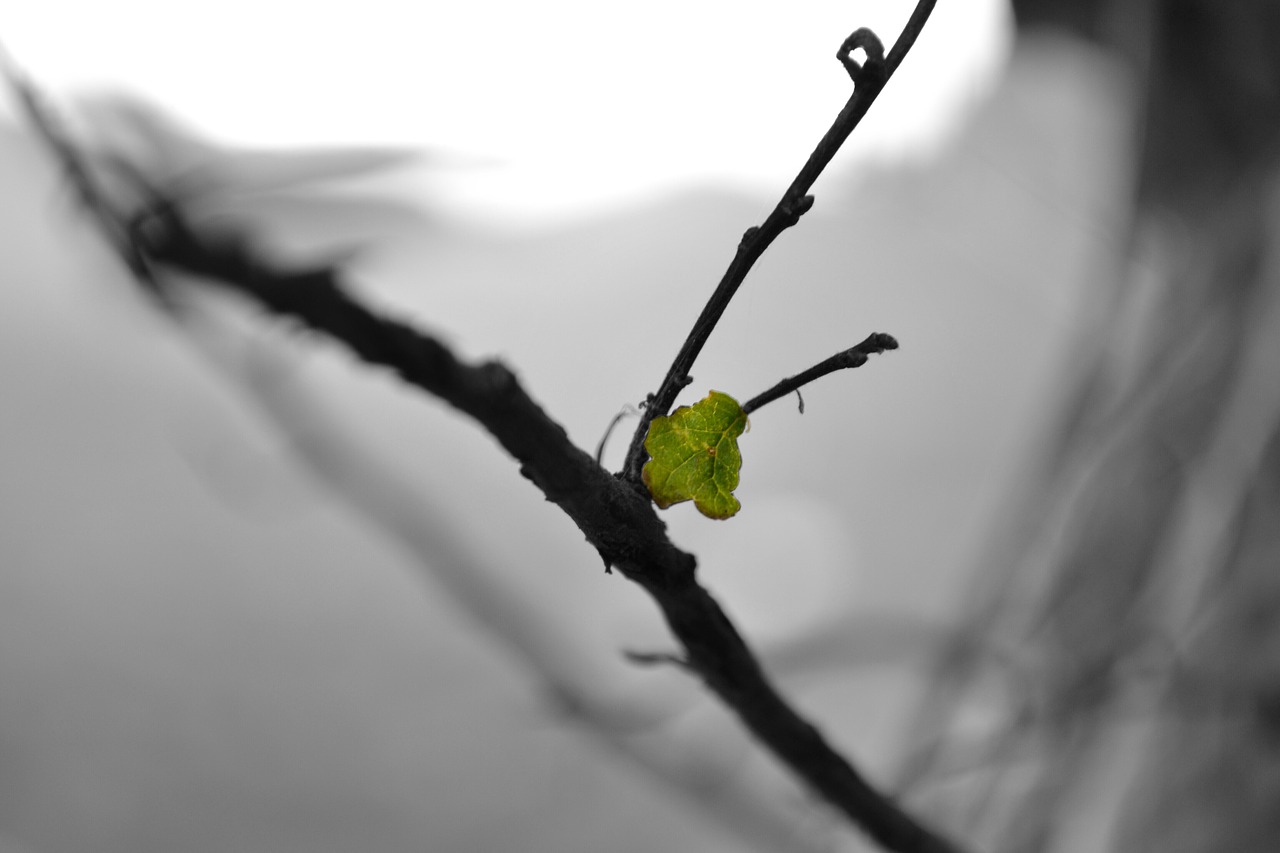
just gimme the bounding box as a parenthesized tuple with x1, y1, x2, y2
(621, 2, 937, 482)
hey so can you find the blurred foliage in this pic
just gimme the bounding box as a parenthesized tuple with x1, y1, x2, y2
(894, 3, 1280, 851)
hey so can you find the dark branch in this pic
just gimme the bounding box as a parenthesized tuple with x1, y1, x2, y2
(742, 333, 899, 415)
(621, 0, 937, 482)
(7, 5, 968, 848)
(1, 48, 152, 285)
(883, 0, 939, 77)
(137, 212, 964, 853)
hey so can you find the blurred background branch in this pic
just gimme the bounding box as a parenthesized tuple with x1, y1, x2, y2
(892, 3, 1280, 851)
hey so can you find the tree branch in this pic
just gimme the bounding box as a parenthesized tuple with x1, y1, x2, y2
(6, 5, 968, 848)
(742, 333, 899, 415)
(178, 318, 839, 853)
(621, 0, 937, 482)
(128, 211, 962, 853)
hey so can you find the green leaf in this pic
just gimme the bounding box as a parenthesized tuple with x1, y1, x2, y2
(642, 390, 747, 519)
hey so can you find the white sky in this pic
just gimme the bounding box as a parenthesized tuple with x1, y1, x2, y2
(3, 1, 1011, 221)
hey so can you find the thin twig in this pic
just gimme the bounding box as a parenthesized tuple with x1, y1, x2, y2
(621, 0, 937, 482)
(742, 333, 899, 415)
(595, 404, 638, 466)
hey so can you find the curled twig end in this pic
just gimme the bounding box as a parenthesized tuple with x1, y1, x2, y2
(837, 28, 887, 85)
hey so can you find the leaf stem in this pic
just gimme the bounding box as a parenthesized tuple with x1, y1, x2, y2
(622, 0, 937, 483)
(742, 333, 899, 415)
